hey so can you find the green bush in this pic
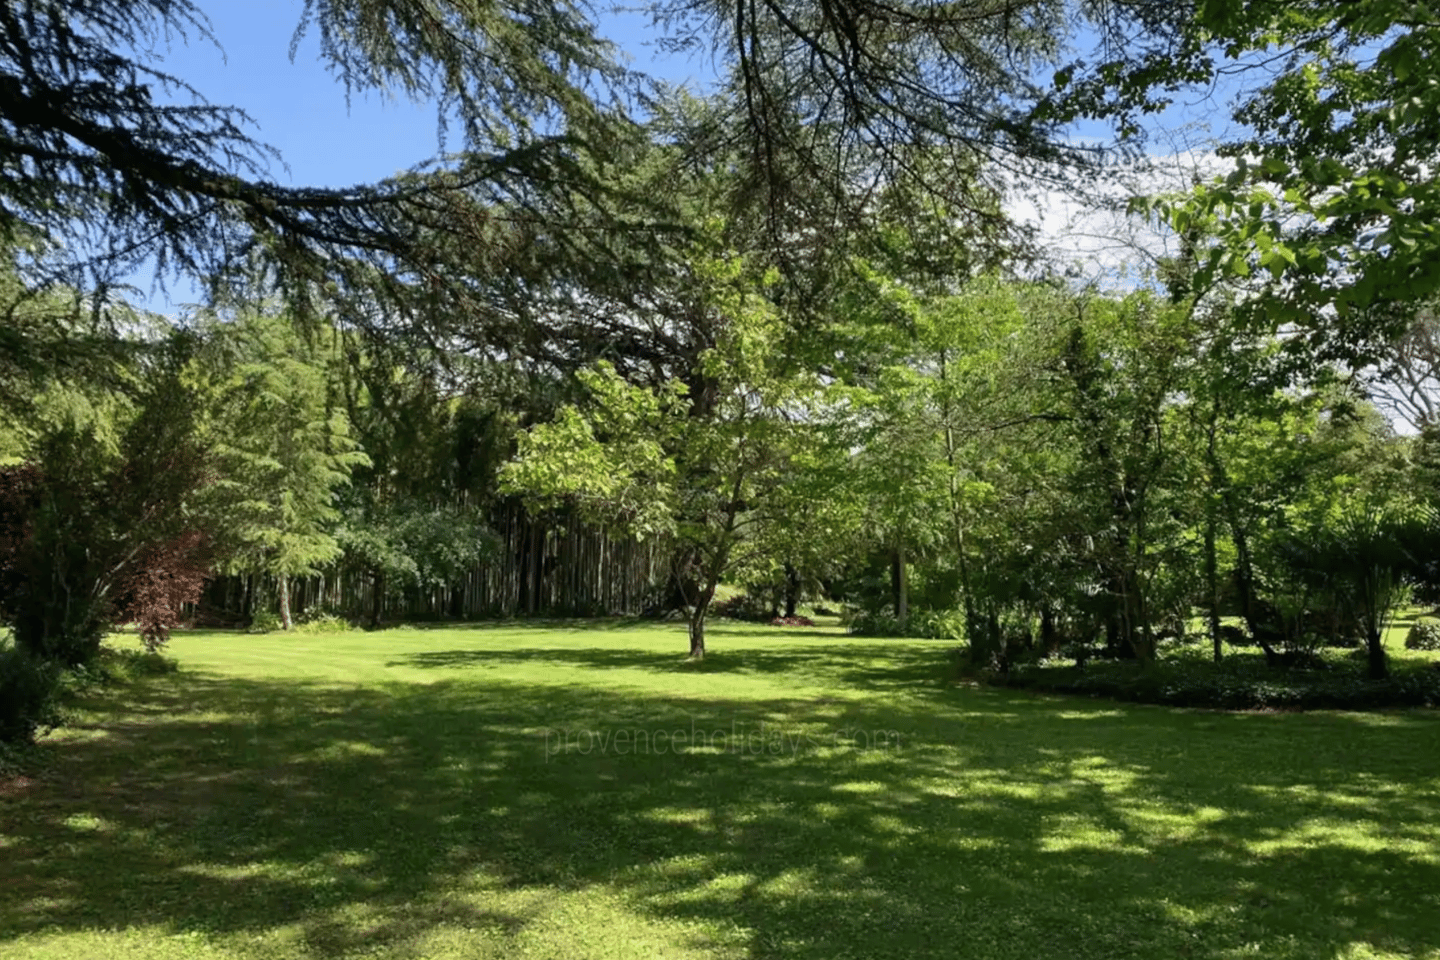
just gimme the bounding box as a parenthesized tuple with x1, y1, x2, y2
(56, 647, 179, 696)
(290, 607, 349, 639)
(990, 656, 1440, 711)
(295, 612, 352, 635)
(103, 648, 179, 679)
(247, 610, 283, 634)
(0, 642, 64, 744)
(848, 608, 967, 640)
(711, 593, 774, 623)
(1405, 617, 1440, 651)
(0, 738, 44, 778)
(910, 609, 968, 641)
(846, 610, 907, 637)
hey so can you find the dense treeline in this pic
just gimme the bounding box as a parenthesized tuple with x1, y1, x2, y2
(813, 278, 1440, 684)
(202, 503, 669, 624)
(10, 261, 1435, 680)
(0, 297, 673, 635)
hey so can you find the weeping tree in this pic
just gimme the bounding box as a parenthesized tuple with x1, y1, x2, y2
(1280, 496, 1437, 680)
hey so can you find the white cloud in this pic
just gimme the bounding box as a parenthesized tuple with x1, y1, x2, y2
(1005, 149, 1233, 288)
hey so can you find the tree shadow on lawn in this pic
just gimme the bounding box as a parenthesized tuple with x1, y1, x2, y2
(371, 617, 665, 633)
(366, 618, 849, 634)
(4, 671, 1440, 959)
(387, 637, 952, 694)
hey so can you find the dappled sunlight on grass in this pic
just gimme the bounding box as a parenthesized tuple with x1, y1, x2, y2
(3, 621, 1440, 959)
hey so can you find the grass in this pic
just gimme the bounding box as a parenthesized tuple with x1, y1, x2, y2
(3, 619, 1440, 960)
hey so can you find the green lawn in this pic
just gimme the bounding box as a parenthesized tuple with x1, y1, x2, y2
(4, 620, 1440, 960)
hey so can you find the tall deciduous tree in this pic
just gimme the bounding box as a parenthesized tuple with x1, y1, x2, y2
(504, 246, 845, 657)
(1054, 0, 1440, 364)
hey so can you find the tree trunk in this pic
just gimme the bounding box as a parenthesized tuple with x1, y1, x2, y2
(955, 524, 987, 663)
(529, 523, 545, 614)
(1040, 607, 1059, 656)
(1220, 493, 1262, 636)
(521, 526, 538, 616)
(1204, 511, 1223, 663)
(689, 615, 706, 659)
(1203, 402, 1224, 663)
(1223, 503, 1282, 661)
(784, 562, 800, 618)
(1366, 630, 1389, 680)
(1104, 478, 1152, 662)
(1131, 502, 1156, 664)
(938, 353, 982, 660)
(370, 567, 385, 628)
(241, 574, 255, 622)
(989, 610, 1007, 669)
(278, 573, 292, 631)
(1131, 627, 1156, 663)
(655, 555, 693, 618)
(688, 585, 715, 659)
(1105, 609, 1127, 659)
(890, 545, 909, 622)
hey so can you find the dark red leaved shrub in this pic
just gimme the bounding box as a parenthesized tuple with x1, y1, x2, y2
(113, 530, 213, 649)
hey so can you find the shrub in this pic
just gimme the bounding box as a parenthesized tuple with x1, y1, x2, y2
(910, 609, 968, 642)
(848, 608, 967, 641)
(297, 603, 345, 624)
(711, 593, 774, 623)
(113, 530, 212, 650)
(770, 616, 816, 627)
(846, 610, 908, 638)
(55, 647, 181, 697)
(0, 738, 43, 778)
(0, 642, 64, 744)
(295, 612, 352, 635)
(989, 656, 1440, 711)
(102, 648, 180, 679)
(1406, 618, 1440, 650)
(0, 385, 214, 667)
(247, 610, 283, 634)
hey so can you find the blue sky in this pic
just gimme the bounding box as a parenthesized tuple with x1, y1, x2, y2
(134, 1, 713, 309)
(159, 1, 707, 189)
(170, 4, 1210, 190)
